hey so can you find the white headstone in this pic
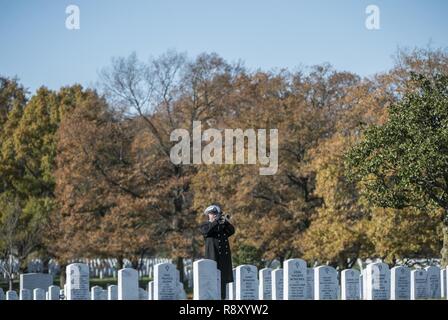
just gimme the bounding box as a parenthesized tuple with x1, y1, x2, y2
(147, 281, 154, 300)
(104, 284, 116, 300)
(236, 265, 258, 300)
(272, 269, 283, 300)
(118, 268, 139, 300)
(33, 288, 45, 300)
(217, 269, 221, 299)
(91, 285, 103, 300)
(175, 269, 180, 284)
(360, 269, 367, 300)
(139, 288, 148, 300)
(66, 263, 90, 300)
(365, 262, 390, 300)
(411, 269, 428, 300)
(359, 272, 363, 299)
(341, 269, 360, 300)
(441, 268, 447, 299)
(154, 262, 177, 300)
(283, 259, 307, 300)
(306, 268, 314, 300)
(425, 266, 441, 299)
(446, 266, 448, 300)
(314, 266, 338, 300)
(48, 285, 60, 300)
(390, 266, 410, 300)
(259, 268, 272, 300)
(232, 269, 236, 299)
(20, 273, 53, 293)
(193, 259, 219, 300)
(20, 288, 32, 300)
(226, 269, 237, 300)
(226, 282, 234, 300)
(177, 282, 187, 300)
(6, 290, 18, 300)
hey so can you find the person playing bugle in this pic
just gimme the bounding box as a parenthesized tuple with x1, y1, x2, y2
(199, 204, 235, 300)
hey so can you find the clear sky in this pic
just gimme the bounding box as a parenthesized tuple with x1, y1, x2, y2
(0, 0, 447, 94)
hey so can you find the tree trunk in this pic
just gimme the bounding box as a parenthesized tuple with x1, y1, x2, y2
(131, 256, 139, 270)
(441, 223, 448, 268)
(176, 256, 184, 284)
(279, 256, 284, 266)
(8, 275, 13, 291)
(19, 259, 27, 274)
(42, 257, 50, 274)
(117, 256, 124, 270)
(337, 256, 346, 270)
(59, 262, 67, 287)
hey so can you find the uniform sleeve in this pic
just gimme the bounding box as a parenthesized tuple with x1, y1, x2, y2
(224, 220, 235, 237)
(199, 220, 219, 237)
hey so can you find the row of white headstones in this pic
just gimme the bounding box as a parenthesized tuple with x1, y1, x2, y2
(1, 258, 447, 300)
(196, 259, 447, 300)
(0, 260, 189, 301)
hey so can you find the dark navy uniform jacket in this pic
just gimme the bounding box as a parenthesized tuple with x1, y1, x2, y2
(199, 219, 235, 283)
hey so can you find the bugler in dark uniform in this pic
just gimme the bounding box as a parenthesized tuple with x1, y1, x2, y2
(199, 205, 235, 299)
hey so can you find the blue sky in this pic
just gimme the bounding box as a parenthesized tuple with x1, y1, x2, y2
(0, 0, 447, 94)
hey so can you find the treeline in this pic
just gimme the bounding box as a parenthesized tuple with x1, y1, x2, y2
(1, 47, 447, 285)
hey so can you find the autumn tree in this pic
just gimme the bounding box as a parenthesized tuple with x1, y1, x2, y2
(301, 48, 447, 268)
(346, 73, 448, 266)
(0, 194, 51, 289)
(3, 47, 447, 277)
(192, 65, 364, 265)
(50, 91, 166, 273)
(0, 76, 27, 193)
(92, 51, 241, 279)
(0, 80, 60, 275)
